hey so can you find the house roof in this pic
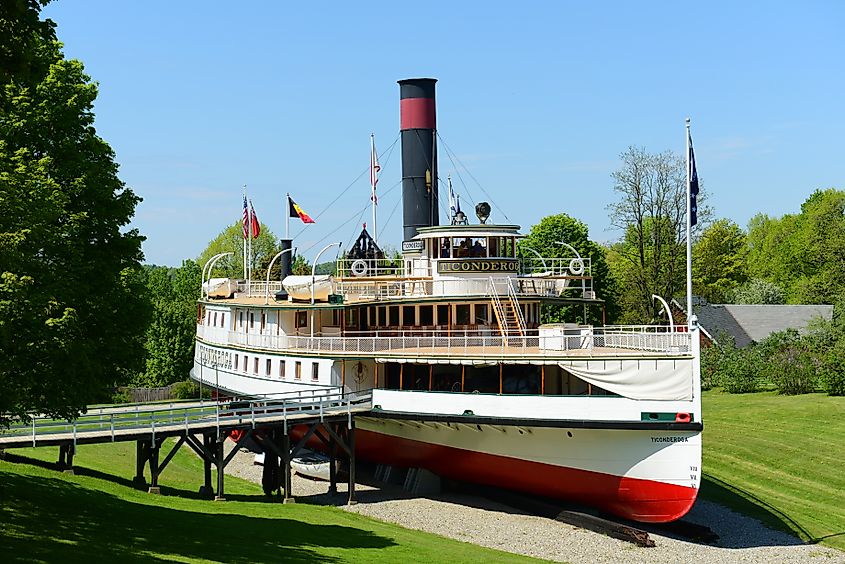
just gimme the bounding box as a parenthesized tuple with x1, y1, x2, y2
(696, 304, 834, 347)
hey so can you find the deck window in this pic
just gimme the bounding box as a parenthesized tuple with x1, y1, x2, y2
(261, 313, 266, 332)
(212, 312, 217, 326)
(311, 363, 319, 381)
(345, 308, 358, 328)
(439, 237, 451, 258)
(234, 354, 239, 370)
(250, 312, 254, 330)
(253, 357, 259, 374)
(419, 305, 433, 326)
(456, 304, 471, 325)
(280, 360, 286, 379)
(377, 307, 386, 327)
(403, 306, 416, 326)
(437, 304, 449, 326)
(243, 356, 248, 372)
(389, 306, 399, 327)
(295, 311, 307, 328)
(295, 361, 302, 380)
(475, 304, 488, 324)
(266, 358, 271, 376)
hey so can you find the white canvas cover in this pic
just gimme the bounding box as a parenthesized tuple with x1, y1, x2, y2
(559, 358, 693, 401)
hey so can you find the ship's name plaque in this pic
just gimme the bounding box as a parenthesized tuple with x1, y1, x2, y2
(437, 259, 519, 274)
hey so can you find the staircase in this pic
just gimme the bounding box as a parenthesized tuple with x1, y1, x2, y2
(489, 278, 526, 338)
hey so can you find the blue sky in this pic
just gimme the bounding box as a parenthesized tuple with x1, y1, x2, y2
(43, 1, 844, 266)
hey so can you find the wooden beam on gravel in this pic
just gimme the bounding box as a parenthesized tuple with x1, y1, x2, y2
(554, 510, 655, 548)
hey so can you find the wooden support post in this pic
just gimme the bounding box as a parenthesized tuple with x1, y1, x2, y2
(133, 440, 147, 486)
(281, 428, 294, 504)
(499, 363, 503, 395)
(58, 443, 75, 474)
(341, 360, 345, 390)
(328, 423, 338, 496)
(602, 305, 606, 326)
(429, 365, 433, 391)
(215, 437, 225, 501)
(201, 434, 213, 497)
(541, 365, 545, 395)
(347, 419, 357, 506)
(461, 365, 465, 392)
(399, 363, 404, 390)
(374, 362, 379, 389)
(148, 439, 161, 494)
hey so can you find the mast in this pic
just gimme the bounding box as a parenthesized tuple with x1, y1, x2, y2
(685, 119, 693, 328)
(370, 134, 379, 244)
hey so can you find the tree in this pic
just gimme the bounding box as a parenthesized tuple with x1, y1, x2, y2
(0, 2, 149, 423)
(732, 278, 785, 305)
(135, 261, 201, 387)
(197, 222, 281, 280)
(746, 189, 845, 304)
(608, 146, 708, 322)
(519, 213, 620, 324)
(692, 219, 748, 303)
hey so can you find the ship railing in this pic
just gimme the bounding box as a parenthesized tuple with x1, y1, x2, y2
(335, 276, 566, 301)
(235, 281, 284, 298)
(336, 258, 404, 278)
(1, 388, 373, 447)
(200, 325, 692, 355)
(520, 256, 592, 277)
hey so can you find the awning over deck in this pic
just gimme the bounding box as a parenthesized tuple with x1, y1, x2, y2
(373, 357, 694, 401)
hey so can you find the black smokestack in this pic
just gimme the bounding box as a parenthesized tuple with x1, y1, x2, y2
(398, 78, 438, 243)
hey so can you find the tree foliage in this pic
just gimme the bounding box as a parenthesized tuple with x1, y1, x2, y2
(0, 2, 148, 422)
(746, 189, 845, 304)
(197, 222, 281, 280)
(519, 213, 620, 324)
(692, 219, 748, 304)
(608, 146, 708, 322)
(732, 278, 785, 305)
(135, 261, 201, 387)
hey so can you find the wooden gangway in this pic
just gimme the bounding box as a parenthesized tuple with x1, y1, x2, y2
(0, 388, 373, 503)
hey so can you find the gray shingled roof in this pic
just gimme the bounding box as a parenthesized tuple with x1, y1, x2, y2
(696, 304, 834, 348)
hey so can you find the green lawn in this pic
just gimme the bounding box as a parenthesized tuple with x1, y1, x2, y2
(700, 389, 845, 551)
(0, 442, 540, 563)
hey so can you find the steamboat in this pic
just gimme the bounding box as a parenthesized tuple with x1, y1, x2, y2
(192, 78, 702, 523)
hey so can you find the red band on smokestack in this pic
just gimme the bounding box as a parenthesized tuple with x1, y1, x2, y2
(400, 98, 436, 130)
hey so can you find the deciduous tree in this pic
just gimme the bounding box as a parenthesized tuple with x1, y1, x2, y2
(519, 213, 620, 324)
(608, 146, 708, 322)
(0, 2, 148, 422)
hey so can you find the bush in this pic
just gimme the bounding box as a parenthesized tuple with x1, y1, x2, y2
(704, 335, 761, 393)
(759, 330, 819, 395)
(111, 389, 132, 404)
(171, 380, 212, 400)
(820, 338, 845, 396)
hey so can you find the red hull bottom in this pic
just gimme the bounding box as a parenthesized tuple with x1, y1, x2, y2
(355, 428, 697, 523)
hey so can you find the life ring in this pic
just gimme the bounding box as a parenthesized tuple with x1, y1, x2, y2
(351, 259, 368, 277)
(569, 258, 585, 276)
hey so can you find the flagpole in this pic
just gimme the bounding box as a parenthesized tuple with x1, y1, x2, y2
(685, 118, 694, 329)
(285, 193, 290, 240)
(245, 185, 251, 291)
(370, 134, 377, 245)
(242, 188, 247, 281)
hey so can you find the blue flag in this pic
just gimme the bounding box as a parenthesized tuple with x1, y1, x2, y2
(688, 131, 699, 227)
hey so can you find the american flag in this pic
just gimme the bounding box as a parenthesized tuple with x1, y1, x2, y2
(249, 200, 260, 238)
(370, 135, 380, 204)
(242, 195, 249, 239)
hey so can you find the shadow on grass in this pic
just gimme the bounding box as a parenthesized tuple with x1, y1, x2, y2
(0, 451, 262, 503)
(697, 473, 830, 546)
(0, 469, 396, 563)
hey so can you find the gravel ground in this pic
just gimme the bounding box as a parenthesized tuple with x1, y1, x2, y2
(226, 447, 844, 563)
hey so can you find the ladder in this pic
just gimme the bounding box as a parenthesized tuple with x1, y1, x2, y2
(489, 278, 525, 337)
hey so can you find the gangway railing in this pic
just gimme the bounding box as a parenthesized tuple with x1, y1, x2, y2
(0, 388, 373, 449)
